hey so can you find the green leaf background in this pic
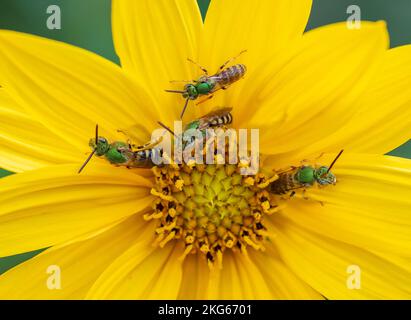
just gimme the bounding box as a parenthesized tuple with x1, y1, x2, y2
(0, 0, 410, 274)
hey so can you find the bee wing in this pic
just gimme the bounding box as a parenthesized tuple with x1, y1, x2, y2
(118, 146, 133, 156)
(209, 79, 231, 93)
(116, 124, 151, 146)
(196, 107, 233, 130)
(117, 123, 169, 150)
(199, 107, 233, 120)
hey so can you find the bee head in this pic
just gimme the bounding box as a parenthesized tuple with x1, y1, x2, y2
(183, 84, 198, 99)
(315, 166, 336, 185)
(89, 136, 110, 156)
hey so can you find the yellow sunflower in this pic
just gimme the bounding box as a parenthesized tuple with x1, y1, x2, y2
(0, 0, 411, 299)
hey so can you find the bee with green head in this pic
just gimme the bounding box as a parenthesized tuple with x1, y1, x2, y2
(268, 150, 344, 197)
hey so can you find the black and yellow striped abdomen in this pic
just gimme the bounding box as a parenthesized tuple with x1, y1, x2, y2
(268, 172, 301, 195)
(217, 64, 247, 86)
(208, 112, 233, 127)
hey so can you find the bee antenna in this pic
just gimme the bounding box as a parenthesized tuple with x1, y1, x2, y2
(95, 124, 99, 143)
(78, 149, 96, 174)
(165, 89, 185, 94)
(326, 149, 344, 174)
(180, 98, 190, 119)
(78, 124, 99, 174)
(157, 121, 176, 137)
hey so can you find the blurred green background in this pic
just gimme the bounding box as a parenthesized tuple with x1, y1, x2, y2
(0, 0, 410, 274)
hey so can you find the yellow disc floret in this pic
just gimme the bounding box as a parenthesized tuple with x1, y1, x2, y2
(146, 163, 279, 269)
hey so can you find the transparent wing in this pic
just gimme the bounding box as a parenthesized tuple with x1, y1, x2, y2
(197, 107, 233, 130)
(116, 123, 153, 147)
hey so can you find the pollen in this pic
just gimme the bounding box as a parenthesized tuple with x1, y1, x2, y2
(147, 163, 279, 269)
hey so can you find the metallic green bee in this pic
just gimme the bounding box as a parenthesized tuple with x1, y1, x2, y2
(185, 107, 233, 132)
(268, 150, 344, 197)
(157, 107, 234, 152)
(78, 125, 163, 173)
(165, 50, 247, 118)
(183, 107, 233, 149)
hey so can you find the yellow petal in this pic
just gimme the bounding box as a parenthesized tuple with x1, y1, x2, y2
(277, 154, 411, 257)
(230, 252, 278, 299)
(0, 215, 152, 299)
(270, 217, 411, 299)
(205, 251, 271, 299)
(0, 30, 160, 151)
(112, 0, 203, 120)
(201, 0, 312, 71)
(205, 250, 322, 299)
(0, 164, 153, 256)
(0, 86, 24, 112)
(87, 243, 182, 299)
(238, 22, 388, 154)
(181, 251, 319, 299)
(347, 45, 411, 153)
(250, 248, 323, 299)
(272, 45, 411, 162)
(178, 254, 210, 299)
(205, 251, 245, 299)
(0, 105, 79, 172)
(197, 0, 312, 121)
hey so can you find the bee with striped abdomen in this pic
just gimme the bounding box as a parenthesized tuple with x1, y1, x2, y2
(268, 150, 344, 197)
(157, 107, 234, 153)
(184, 107, 233, 132)
(166, 51, 247, 118)
(78, 125, 164, 173)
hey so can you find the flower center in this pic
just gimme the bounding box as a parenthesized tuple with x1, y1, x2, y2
(145, 162, 279, 269)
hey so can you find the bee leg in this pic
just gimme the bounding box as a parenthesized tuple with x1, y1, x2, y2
(217, 49, 247, 73)
(289, 191, 296, 199)
(313, 152, 325, 167)
(187, 58, 208, 75)
(116, 129, 137, 148)
(116, 129, 133, 144)
(136, 136, 163, 151)
(169, 79, 198, 83)
(275, 166, 297, 175)
(117, 128, 128, 137)
(196, 95, 214, 105)
(315, 152, 325, 161)
(301, 189, 324, 206)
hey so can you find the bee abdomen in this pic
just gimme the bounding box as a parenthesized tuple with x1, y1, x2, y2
(268, 173, 297, 195)
(209, 113, 233, 127)
(218, 64, 247, 85)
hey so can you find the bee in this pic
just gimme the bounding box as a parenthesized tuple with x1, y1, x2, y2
(268, 150, 344, 197)
(185, 107, 233, 132)
(157, 107, 234, 153)
(78, 125, 163, 173)
(116, 147, 163, 169)
(166, 50, 247, 118)
(183, 107, 233, 149)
